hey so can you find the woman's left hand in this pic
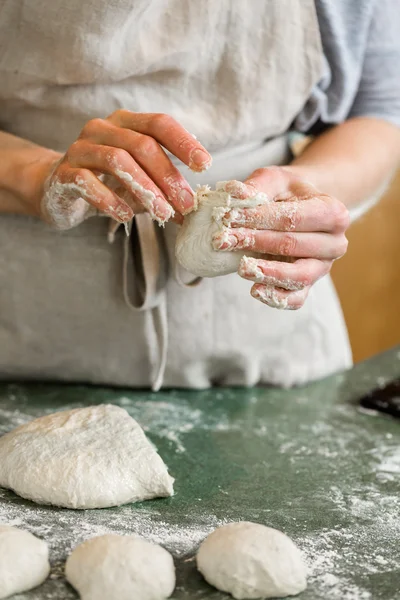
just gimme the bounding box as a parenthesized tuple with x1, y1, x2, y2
(212, 166, 350, 310)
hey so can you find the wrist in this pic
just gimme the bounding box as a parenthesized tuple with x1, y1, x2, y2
(1, 145, 62, 215)
(18, 149, 62, 214)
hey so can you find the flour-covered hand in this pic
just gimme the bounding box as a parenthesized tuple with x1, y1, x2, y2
(38, 111, 212, 230)
(213, 167, 349, 309)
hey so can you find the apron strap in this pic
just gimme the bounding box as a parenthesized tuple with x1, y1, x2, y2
(117, 214, 169, 391)
(114, 213, 200, 389)
(149, 293, 169, 392)
(122, 213, 166, 311)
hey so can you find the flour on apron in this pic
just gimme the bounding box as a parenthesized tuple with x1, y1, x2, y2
(0, 0, 352, 389)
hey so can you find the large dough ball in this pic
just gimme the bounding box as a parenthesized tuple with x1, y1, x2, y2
(175, 183, 268, 278)
(0, 405, 174, 509)
(0, 525, 50, 599)
(196, 522, 307, 599)
(65, 534, 175, 600)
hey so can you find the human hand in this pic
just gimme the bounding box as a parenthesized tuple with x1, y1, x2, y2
(212, 167, 350, 309)
(35, 111, 212, 230)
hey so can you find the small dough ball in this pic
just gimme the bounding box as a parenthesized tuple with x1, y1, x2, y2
(0, 404, 173, 509)
(175, 183, 268, 278)
(65, 534, 176, 600)
(0, 525, 50, 599)
(196, 522, 307, 599)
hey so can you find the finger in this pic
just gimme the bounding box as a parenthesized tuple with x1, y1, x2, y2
(109, 181, 186, 225)
(106, 111, 213, 172)
(79, 122, 196, 214)
(213, 227, 348, 260)
(238, 256, 331, 290)
(68, 142, 174, 224)
(173, 212, 184, 225)
(218, 179, 260, 199)
(219, 168, 292, 199)
(49, 165, 134, 222)
(223, 196, 349, 234)
(251, 283, 310, 310)
(221, 167, 319, 201)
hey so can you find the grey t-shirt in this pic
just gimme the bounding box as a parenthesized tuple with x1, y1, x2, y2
(297, 0, 400, 131)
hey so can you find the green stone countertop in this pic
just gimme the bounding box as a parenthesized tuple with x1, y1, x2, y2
(0, 347, 399, 600)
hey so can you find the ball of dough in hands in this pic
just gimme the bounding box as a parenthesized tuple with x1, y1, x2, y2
(65, 534, 176, 600)
(196, 522, 307, 599)
(175, 182, 269, 278)
(0, 405, 174, 509)
(0, 526, 50, 599)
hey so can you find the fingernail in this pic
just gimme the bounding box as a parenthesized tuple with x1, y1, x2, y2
(212, 230, 237, 251)
(224, 180, 249, 197)
(154, 200, 175, 225)
(223, 208, 246, 226)
(115, 204, 133, 222)
(252, 285, 289, 310)
(213, 228, 255, 251)
(238, 256, 264, 281)
(189, 149, 212, 172)
(178, 188, 195, 214)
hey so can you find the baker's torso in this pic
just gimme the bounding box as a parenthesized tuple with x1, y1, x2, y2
(0, 0, 352, 388)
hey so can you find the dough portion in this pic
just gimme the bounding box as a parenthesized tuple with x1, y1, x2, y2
(65, 534, 175, 600)
(196, 522, 307, 599)
(175, 182, 269, 278)
(0, 525, 50, 599)
(0, 404, 174, 509)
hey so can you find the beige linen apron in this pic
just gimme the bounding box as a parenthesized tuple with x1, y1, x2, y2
(0, 0, 352, 390)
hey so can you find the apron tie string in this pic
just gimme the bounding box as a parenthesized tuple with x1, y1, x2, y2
(108, 214, 202, 391)
(111, 214, 169, 391)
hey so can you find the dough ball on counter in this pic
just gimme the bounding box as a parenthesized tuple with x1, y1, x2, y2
(0, 525, 50, 599)
(196, 521, 307, 599)
(0, 404, 174, 509)
(66, 534, 175, 600)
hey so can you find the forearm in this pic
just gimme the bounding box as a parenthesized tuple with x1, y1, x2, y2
(0, 131, 61, 215)
(289, 117, 400, 208)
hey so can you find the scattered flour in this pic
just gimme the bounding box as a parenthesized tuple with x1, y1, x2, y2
(370, 444, 400, 483)
(0, 487, 228, 600)
(0, 383, 398, 599)
(118, 397, 244, 453)
(0, 407, 33, 434)
(0, 493, 226, 560)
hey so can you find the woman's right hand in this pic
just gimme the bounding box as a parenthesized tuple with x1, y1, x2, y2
(33, 111, 212, 230)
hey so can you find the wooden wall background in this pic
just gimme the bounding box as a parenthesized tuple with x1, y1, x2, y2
(332, 171, 400, 362)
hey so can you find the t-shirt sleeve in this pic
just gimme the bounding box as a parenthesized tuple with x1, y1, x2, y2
(349, 0, 400, 126)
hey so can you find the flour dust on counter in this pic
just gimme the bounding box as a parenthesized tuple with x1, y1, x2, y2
(0, 405, 174, 509)
(0, 368, 399, 599)
(0, 487, 229, 600)
(281, 418, 400, 600)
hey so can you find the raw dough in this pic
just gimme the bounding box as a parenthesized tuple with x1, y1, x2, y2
(0, 404, 174, 509)
(0, 525, 50, 599)
(65, 534, 175, 600)
(196, 522, 307, 599)
(175, 182, 269, 278)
